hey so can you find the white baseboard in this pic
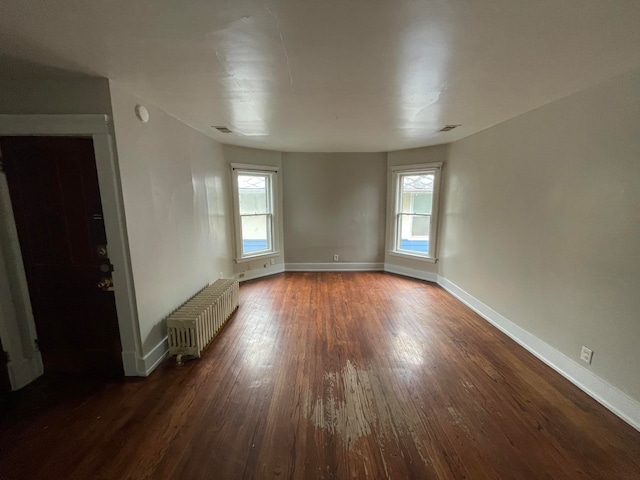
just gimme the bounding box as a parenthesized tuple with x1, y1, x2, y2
(437, 275, 640, 432)
(237, 263, 285, 282)
(136, 337, 169, 377)
(285, 262, 383, 272)
(8, 354, 43, 390)
(384, 263, 438, 282)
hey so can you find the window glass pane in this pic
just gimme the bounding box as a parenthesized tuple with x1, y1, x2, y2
(398, 214, 430, 254)
(401, 174, 434, 214)
(241, 214, 271, 253)
(412, 193, 432, 214)
(411, 215, 430, 236)
(238, 175, 268, 215)
(401, 192, 412, 213)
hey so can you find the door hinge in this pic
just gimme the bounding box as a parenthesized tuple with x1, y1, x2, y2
(2, 350, 9, 364)
(34, 339, 40, 352)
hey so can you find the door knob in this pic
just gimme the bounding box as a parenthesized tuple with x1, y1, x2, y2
(97, 277, 114, 291)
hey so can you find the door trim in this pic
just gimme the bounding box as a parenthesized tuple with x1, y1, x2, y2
(0, 176, 43, 389)
(0, 114, 141, 382)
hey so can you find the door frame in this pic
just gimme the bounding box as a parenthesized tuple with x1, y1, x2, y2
(0, 114, 141, 386)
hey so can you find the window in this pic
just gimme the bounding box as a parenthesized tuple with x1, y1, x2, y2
(231, 163, 280, 261)
(389, 162, 442, 261)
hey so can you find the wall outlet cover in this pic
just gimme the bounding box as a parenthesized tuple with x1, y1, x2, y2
(580, 346, 593, 364)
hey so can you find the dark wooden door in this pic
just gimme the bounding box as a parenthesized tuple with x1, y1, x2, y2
(0, 136, 123, 377)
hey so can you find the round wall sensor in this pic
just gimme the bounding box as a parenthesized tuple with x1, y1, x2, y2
(135, 104, 150, 123)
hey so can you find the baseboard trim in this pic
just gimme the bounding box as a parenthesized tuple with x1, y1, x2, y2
(7, 354, 43, 390)
(437, 275, 640, 432)
(136, 337, 169, 377)
(285, 262, 383, 272)
(237, 263, 286, 282)
(383, 263, 438, 283)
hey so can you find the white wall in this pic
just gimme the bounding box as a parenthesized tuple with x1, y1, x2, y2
(385, 145, 449, 279)
(0, 75, 113, 115)
(282, 152, 387, 266)
(110, 83, 234, 358)
(439, 67, 640, 403)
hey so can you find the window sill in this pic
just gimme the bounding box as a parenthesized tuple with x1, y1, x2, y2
(388, 250, 437, 263)
(235, 251, 281, 264)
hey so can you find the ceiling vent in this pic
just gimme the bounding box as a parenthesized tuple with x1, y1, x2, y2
(439, 124, 461, 132)
(213, 126, 232, 133)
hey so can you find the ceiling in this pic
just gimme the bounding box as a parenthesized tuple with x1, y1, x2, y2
(1, 1, 640, 152)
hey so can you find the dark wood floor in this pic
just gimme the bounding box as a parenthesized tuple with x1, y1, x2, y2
(1, 272, 639, 479)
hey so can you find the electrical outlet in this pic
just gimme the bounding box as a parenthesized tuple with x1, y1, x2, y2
(247, 263, 252, 270)
(580, 346, 593, 364)
(270, 258, 275, 265)
(333, 254, 339, 262)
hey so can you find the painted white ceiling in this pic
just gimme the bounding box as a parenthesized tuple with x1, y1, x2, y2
(1, 1, 640, 152)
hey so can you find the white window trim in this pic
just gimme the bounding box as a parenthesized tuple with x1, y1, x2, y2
(389, 162, 443, 262)
(230, 163, 281, 263)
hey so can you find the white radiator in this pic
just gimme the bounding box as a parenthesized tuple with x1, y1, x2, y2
(167, 278, 239, 365)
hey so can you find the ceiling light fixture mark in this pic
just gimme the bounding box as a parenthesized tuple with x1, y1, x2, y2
(213, 126, 233, 133)
(439, 124, 461, 132)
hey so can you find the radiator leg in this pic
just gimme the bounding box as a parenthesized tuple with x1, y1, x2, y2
(176, 354, 184, 367)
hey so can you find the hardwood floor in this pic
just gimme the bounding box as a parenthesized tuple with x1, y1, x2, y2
(1, 272, 639, 479)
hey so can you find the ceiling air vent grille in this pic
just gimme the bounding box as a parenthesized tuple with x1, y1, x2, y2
(439, 124, 461, 132)
(213, 126, 232, 133)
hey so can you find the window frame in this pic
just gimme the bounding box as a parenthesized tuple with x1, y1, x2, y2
(230, 163, 281, 263)
(388, 162, 443, 263)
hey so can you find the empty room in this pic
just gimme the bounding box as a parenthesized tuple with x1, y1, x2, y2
(1, 1, 639, 479)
